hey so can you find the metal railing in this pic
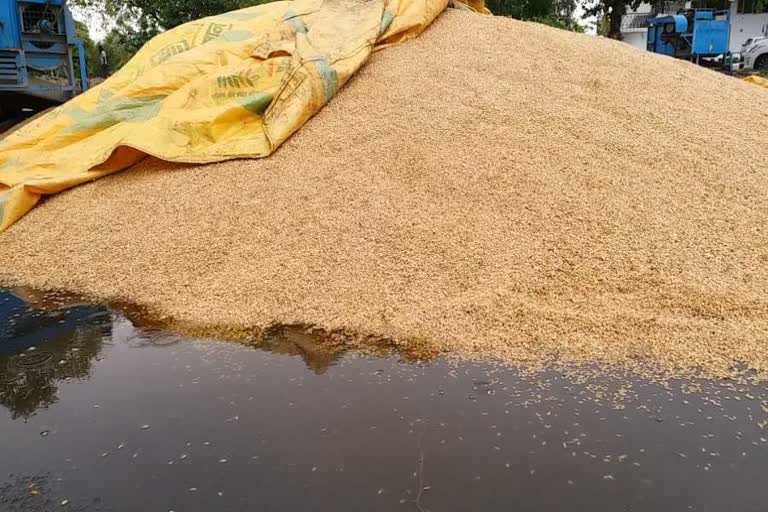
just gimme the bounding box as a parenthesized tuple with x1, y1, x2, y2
(621, 13, 652, 32)
(621, 2, 689, 33)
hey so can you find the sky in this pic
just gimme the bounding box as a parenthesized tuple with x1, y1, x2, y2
(577, 2, 599, 33)
(71, 5, 115, 41)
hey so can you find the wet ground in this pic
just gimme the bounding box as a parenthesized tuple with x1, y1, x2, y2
(0, 288, 767, 512)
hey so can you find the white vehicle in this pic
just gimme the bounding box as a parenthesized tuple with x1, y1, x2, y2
(741, 35, 768, 71)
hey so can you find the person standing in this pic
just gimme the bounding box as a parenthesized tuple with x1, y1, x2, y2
(99, 45, 108, 77)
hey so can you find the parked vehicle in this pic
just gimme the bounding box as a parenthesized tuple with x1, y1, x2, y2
(740, 35, 768, 70)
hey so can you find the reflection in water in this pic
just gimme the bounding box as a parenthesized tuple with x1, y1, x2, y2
(259, 325, 345, 374)
(0, 287, 366, 417)
(2, 285, 435, 386)
(0, 290, 111, 419)
(121, 314, 349, 374)
(1, 288, 767, 512)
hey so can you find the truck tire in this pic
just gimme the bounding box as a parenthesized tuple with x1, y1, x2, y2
(756, 54, 768, 71)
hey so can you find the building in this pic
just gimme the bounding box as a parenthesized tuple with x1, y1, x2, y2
(621, 0, 768, 53)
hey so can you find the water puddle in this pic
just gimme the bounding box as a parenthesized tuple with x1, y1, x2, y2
(0, 287, 767, 511)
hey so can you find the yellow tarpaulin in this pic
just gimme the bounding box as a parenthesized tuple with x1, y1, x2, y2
(0, 0, 453, 233)
(743, 75, 768, 88)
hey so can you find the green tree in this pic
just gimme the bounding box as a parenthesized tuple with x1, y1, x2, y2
(582, 0, 636, 39)
(485, 0, 584, 32)
(100, 30, 140, 74)
(71, 0, 272, 48)
(72, 20, 103, 86)
(71, 0, 275, 73)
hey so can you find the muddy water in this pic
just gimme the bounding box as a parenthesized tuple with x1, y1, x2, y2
(0, 288, 767, 512)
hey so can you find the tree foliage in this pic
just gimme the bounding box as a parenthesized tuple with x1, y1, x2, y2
(70, 0, 271, 56)
(74, 20, 100, 78)
(70, 0, 584, 77)
(70, 0, 271, 31)
(101, 31, 138, 74)
(70, 0, 273, 75)
(581, 0, 638, 39)
(486, 0, 584, 31)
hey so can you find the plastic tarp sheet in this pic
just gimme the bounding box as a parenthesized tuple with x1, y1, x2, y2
(0, 0, 452, 232)
(743, 75, 768, 88)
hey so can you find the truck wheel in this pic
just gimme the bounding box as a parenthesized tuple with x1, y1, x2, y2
(756, 54, 768, 71)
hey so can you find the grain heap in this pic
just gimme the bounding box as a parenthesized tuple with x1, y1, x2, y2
(1, 11, 768, 378)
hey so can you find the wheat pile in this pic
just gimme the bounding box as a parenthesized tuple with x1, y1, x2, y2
(2, 11, 768, 377)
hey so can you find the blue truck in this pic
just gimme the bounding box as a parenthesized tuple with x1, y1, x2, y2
(0, 0, 88, 117)
(646, 8, 731, 64)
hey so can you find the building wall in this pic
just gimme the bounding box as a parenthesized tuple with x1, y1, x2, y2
(730, 13, 768, 50)
(632, 2, 654, 14)
(623, 31, 648, 50)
